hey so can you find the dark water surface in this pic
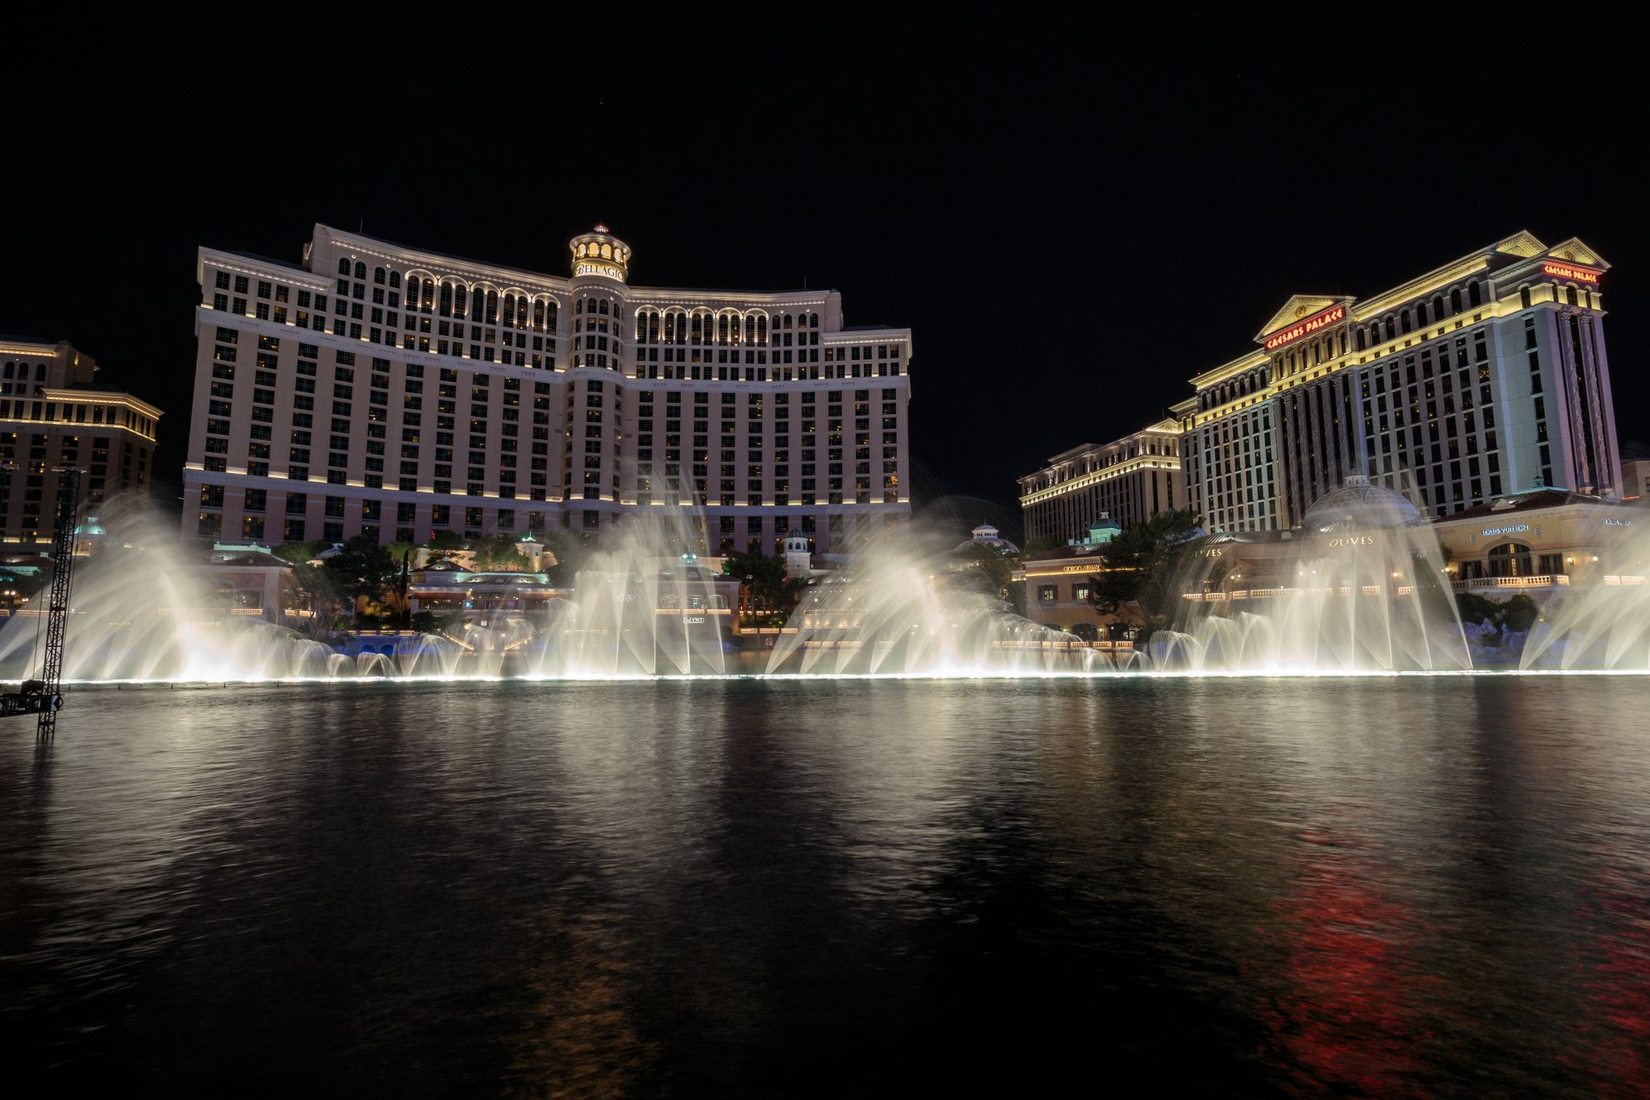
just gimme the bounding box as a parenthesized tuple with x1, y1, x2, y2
(4, 677, 1649, 1095)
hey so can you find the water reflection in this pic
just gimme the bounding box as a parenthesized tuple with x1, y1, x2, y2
(2, 677, 1649, 1093)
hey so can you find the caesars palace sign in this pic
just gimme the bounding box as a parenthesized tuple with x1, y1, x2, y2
(1541, 261, 1603, 285)
(1264, 304, 1346, 351)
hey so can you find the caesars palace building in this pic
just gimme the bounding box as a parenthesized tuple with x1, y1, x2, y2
(184, 225, 912, 555)
(1023, 231, 1620, 541)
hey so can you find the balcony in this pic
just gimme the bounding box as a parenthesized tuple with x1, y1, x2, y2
(1450, 575, 1570, 592)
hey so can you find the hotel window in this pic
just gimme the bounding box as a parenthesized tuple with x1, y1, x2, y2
(1039, 585, 1057, 603)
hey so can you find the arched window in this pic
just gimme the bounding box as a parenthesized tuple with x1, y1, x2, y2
(354, 261, 366, 280)
(453, 284, 468, 317)
(533, 300, 545, 330)
(1487, 542, 1533, 578)
(809, 313, 820, 328)
(1450, 287, 1463, 314)
(1469, 281, 1482, 307)
(1520, 285, 1532, 309)
(1433, 295, 1445, 321)
(1400, 308, 1413, 334)
(439, 282, 454, 316)
(407, 276, 421, 308)
(389, 271, 400, 289)
(1384, 316, 1396, 341)
(338, 258, 350, 275)
(1416, 302, 1428, 326)
(485, 289, 499, 324)
(1566, 286, 1578, 306)
(374, 266, 386, 285)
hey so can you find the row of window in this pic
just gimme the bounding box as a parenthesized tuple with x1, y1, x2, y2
(207, 262, 908, 382)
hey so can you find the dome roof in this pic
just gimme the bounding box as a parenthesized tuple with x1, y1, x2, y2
(1302, 474, 1423, 534)
(957, 521, 1020, 555)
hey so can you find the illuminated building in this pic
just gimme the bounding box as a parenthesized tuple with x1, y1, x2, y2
(1017, 419, 1182, 546)
(1622, 459, 1650, 503)
(0, 339, 162, 547)
(1178, 232, 1620, 532)
(183, 225, 913, 555)
(1432, 488, 1643, 590)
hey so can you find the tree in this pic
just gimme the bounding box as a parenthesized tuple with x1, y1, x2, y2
(539, 530, 594, 584)
(1502, 593, 1539, 632)
(471, 535, 529, 572)
(322, 534, 397, 624)
(950, 541, 1024, 615)
(282, 562, 344, 639)
(272, 540, 327, 565)
(722, 550, 801, 625)
(1453, 590, 1539, 642)
(383, 541, 419, 567)
(1086, 509, 1203, 639)
(426, 531, 467, 554)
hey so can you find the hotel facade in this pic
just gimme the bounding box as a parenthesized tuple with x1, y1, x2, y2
(183, 225, 912, 555)
(1179, 231, 1618, 533)
(0, 339, 162, 547)
(1017, 419, 1182, 547)
(1021, 231, 1621, 541)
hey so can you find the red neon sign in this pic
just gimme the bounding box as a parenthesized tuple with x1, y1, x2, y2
(1541, 261, 1602, 285)
(1263, 304, 1346, 351)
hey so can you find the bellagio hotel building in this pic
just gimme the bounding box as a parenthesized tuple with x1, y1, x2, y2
(183, 225, 912, 555)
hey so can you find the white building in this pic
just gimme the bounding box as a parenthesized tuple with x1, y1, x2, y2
(1623, 459, 1650, 504)
(1017, 419, 1182, 546)
(1177, 232, 1620, 532)
(183, 225, 913, 556)
(0, 338, 162, 547)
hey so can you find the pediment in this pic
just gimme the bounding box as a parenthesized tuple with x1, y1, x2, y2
(1255, 295, 1352, 342)
(1493, 230, 1547, 258)
(1545, 237, 1609, 269)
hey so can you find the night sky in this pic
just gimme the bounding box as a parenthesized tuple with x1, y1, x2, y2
(7, 15, 1646, 542)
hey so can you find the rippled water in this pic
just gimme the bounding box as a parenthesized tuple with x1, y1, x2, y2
(4, 677, 1649, 1095)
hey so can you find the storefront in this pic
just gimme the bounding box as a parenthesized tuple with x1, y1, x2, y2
(1433, 489, 1645, 595)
